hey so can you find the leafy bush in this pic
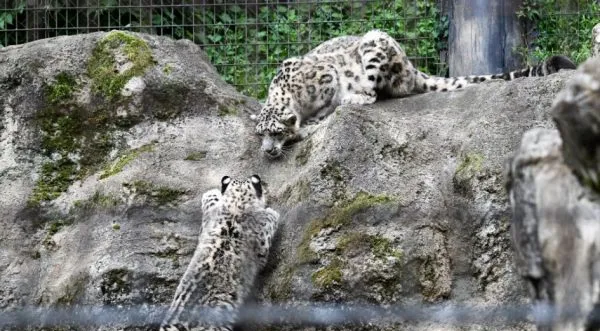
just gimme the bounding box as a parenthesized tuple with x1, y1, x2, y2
(0, 1, 24, 47)
(187, 0, 447, 99)
(517, 0, 600, 65)
(3, 0, 600, 99)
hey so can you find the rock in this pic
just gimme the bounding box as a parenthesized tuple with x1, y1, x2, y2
(0, 31, 574, 330)
(507, 57, 600, 331)
(593, 23, 600, 57)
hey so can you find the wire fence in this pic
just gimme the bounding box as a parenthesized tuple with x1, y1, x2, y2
(1, 1, 599, 99)
(0, 302, 586, 329)
(0, 0, 448, 99)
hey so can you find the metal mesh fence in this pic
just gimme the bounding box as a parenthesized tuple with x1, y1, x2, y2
(0, 0, 599, 99)
(0, 0, 448, 99)
(517, 0, 600, 65)
(0, 302, 589, 329)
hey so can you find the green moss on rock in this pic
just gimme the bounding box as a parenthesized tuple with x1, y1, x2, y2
(128, 180, 187, 206)
(184, 151, 207, 161)
(337, 232, 403, 260)
(42, 218, 73, 249)
(298, 192, 394, 264)
(336, 232, 371, 254)
(46, 72, 78, 104)
(370, 236, 403, 260)
(30, 75, 115, 205)
(163, 63, 173, 75)
(87, 31, 154, 101)
(267, 266, 295, 301)
(453, 152, 485, 195)
(71, 191, 121, 212)
(100, 143, 154, 179)
(28, 74, 87, 206)
(455, 153, 484, 178)
(218, 104, 238, 117)
(29, 160, 79, 205)
(311, 258, 344, 289)
(28, 33, 159, 207)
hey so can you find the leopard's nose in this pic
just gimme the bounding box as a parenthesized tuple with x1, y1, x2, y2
(264, 148, 281, 158)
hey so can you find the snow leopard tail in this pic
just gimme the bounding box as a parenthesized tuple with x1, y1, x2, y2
(418, 55, 576, 92)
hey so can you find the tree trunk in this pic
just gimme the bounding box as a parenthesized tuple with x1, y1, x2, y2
(449, 0, 523, 76)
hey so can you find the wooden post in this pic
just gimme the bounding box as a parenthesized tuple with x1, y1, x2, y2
(448, 0, 523, 76)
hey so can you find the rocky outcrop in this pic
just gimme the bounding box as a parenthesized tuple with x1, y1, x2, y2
(593, 23, 600, 57)
(0, 31, 575, 330)
(507, 57, 600, 331)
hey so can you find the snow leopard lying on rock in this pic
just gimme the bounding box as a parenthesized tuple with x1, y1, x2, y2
(159, 175, 280, 331)
(251, 29, 576, 159)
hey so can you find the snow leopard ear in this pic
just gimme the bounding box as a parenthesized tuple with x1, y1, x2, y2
(250, 175, 263, 198)
(221, 176, 231, 194)
(283, 114, 297, 126)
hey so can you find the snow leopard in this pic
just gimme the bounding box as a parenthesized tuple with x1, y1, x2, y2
(159, 175, 280, 331)
(252, 29, 577, 158)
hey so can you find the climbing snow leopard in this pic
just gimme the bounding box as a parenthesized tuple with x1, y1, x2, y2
(159, 175, 280, 331)
(252, 29, 577, 158)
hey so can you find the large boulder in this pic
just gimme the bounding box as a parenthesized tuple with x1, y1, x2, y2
(0, 31, 575, 330)
(507, 57, 600, 331)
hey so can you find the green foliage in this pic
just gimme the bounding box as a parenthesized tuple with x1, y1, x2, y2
(4, 0, 599, 99)
(2, 1, 445, 99)
(517, 0, 600, 64)
(190, 0, 446, 99)
(0, 0, 25, 47)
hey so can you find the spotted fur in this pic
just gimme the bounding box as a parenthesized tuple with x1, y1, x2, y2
(252, 29, 577, 158)
(159, 175, 280, 331)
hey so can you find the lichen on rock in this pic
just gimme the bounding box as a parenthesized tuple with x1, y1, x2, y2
(311, 257, 344, 289)
(87, 31, 155, 101)
(123, 180, 187, 206)
(297, 192, 394, 263)
(99, 142, 155, 179)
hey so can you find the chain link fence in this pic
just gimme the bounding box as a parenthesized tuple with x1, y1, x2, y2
(0, 0, 448, 99)
(517, 0, 600, 66)
(0, 0, 598, 98)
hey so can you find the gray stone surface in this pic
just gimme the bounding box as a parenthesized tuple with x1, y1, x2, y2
(593, 23, 600, 57)
(507, 57, 600, 331)
(0, 31, 575, 330)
